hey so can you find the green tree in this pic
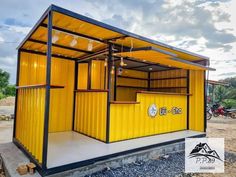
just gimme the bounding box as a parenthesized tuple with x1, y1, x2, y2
(0, 69, 10, 93)
(4, 85, 16, 96)
(214, 85, 228, 103)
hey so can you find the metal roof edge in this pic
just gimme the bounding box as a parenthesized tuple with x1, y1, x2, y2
(16, 5, 53, 50)
(51, 4, 209, 60)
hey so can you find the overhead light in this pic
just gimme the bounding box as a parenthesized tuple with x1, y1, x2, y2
(104, 58, 107, 67)
(143, 60, 146, 62)
(87, 40, 93, 51)
(70, 36, 78, 47)
(111, 66, 115, 75)
(149, 67, 153, 71)
(120, 57, 127, 67)
(168, 65, 172, 67)
(52, 31, 60, 43)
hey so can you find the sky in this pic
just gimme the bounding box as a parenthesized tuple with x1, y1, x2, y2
(0, 0, 236, 84)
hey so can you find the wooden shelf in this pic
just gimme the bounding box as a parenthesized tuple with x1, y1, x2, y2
(117, 85, 147, 89)
(110, 101, 140, 104)
(75, 89, 108, 92)
(150, 76, 187, 81)
(117, 75, 148, 81)
(137, 90, 192, 96)
(151, 87, 187, 89)
(16, 84, 64, 89)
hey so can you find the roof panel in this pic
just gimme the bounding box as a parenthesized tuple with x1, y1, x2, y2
(116, 48, 214, 71)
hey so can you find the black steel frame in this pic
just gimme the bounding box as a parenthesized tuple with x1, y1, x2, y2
(13, 4, 211, 176)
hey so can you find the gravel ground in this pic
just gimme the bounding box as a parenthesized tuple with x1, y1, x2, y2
(87, 152, 185, 177)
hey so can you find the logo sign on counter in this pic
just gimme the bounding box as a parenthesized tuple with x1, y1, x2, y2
(148, 104, 182, 117)
(148, 104, 158, 118)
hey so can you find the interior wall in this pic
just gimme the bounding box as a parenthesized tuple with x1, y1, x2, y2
(91, 60, 106, 90)
(19, 52, 46, 86)
(116, 69, 148, 101)
(150, 69, 187, 93)
(49, 58, 75, 132)
(78, 63, 88, 89)
(189, 70, 205, 132)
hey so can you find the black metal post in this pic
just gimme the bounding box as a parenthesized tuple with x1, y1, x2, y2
(88, 60, 91, 89)
(204, 71, 207, 132)
(13, 50, 21, 138)
(114, 67, 117, 101)
(186, 70, 190, 130)
(106, 44, 112, 143)
(42, 11, 53, 170)
(72, 62, 78, 130)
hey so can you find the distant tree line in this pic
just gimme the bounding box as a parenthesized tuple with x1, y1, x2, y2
(0, 69, 16, 99)
(208, 76, 236, 108)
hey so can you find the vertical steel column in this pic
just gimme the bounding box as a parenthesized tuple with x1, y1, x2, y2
(186, 70, 190, 130)
(88, 60, 92, 89)
(13, 50, 21, 138)
(204, 71, 207, 132)
(42, 11, 53, 170)
(106, 44, 113, 143)
(72, 61, 78, 130)
(114, 67, 117, 101)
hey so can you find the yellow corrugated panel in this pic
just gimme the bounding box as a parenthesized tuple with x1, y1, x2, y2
(78, 63, 88, 89)
(189, 70, 204, 131)
(19, 52, 46, 86)
(91, 60, 106, 89)
(49, 58, 74, 132)
(15, 88, 45, 163)
(151, 69, 187, 93)
(74, 91, 107, 141)
(109, 93, 187, 142)
(116, 69, 148, 101)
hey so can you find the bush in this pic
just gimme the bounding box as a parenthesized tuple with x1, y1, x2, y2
(222, 99, 236, 109)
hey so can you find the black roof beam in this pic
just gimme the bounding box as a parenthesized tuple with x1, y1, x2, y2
(28, 38, 93, 54)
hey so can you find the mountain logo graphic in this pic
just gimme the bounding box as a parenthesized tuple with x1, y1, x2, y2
(188, 142, 222, 161)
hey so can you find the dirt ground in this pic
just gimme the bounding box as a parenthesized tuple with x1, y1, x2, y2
(196, 116, 236, 177)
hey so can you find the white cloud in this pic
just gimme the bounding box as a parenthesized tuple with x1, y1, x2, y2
(0, 0, 236, 83)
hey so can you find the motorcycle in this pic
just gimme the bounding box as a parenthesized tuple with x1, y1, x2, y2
(207, 105, 213, 120)
(211, 103, 236, 119)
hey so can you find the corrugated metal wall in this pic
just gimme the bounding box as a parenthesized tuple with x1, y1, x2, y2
(189, 70, 204, 131)
(49, 58, 74, 132)
(109, 93, 187, 142)
(91, 60, 106, 89)
(19, 52, 46, 86)
(15, 88, 45, 163)
(151, 69, 187, 93)
(74, 91, 107, 141)
(116, 69, 148, 101)
(16, 52, 46, 163)
(78, 63, 88, 89)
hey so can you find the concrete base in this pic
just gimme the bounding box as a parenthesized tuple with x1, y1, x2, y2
(0, 143, 40, 177)
(0, 141, 185, 177)
(49, 141, 185, 177)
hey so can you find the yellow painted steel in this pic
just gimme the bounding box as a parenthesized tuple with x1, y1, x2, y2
(19, 52, 46, 86)
(78, 63, 88, 89)
(109, 93, 187, 142)
(189, 70, 205, 131)
(74, 91, 107, 141)
(49, 58, 74, 132)
(116, 69, 148, 101)
(117, 50, 209, 70)
(151, 69, 187, 93)
(15, 88, 45, 163)
(91, 60, 106, 89)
